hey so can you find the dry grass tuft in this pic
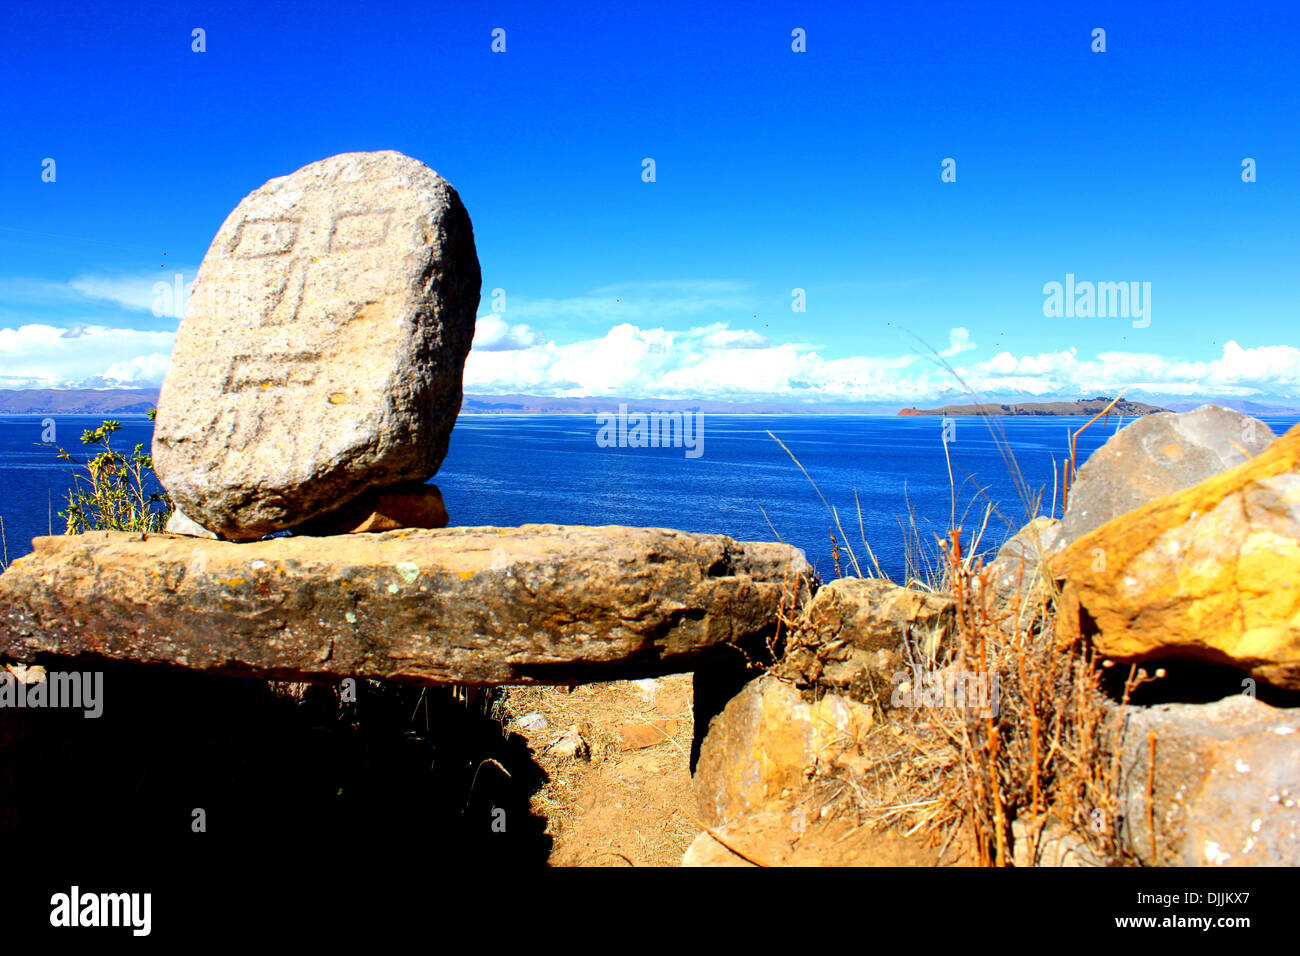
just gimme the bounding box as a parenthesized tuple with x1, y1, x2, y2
(765, 370, 1154, 865)
(806, 529, 1144, 866)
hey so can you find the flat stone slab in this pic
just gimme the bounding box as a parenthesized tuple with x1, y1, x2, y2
(0, 526, 810, 685)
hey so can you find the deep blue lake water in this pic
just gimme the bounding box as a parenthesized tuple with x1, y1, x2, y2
(3, 412, 1297, 583)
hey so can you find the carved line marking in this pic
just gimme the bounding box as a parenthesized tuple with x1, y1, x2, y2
(221, 352, 322, 394)
(262, 257, 309, 327)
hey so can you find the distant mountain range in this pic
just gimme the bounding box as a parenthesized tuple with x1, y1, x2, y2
(0, 388, 1296, 417)
(1160, 398, 1300, 415)
(0, 389, 901, 416)
(0, 388, 163, 414)
(458, 394, 901, 414)
(898, 397, 1170, 417)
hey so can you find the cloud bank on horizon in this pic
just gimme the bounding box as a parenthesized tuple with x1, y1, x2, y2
(1, 274, 1296, 405)
(465, 317, 1300, 405)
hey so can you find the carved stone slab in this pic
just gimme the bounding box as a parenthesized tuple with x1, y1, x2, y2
(152, 151, 481, 539)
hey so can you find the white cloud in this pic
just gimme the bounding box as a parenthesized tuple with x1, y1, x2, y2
(0, 323, 175, 387)
(940, 327, 977, 358)
(465, 322, 935, 400)
(3, 312, 1295, 403)
(693, 323, 771, 349)
(3, 267, 1297, 406)
(67, 275, 160, 313)
(101, 353, 173, 384)
(465, 322, 1300, 403)
(951, 342, 1300, 402)
(473, 315, 546, 351)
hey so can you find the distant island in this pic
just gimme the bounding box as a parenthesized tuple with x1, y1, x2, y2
(898, 397, 1169, 417)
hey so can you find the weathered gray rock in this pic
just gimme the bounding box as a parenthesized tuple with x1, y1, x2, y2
(153, 150, 481, 540)
(985, 516, 1064, 609)
(1115, 694, 1300, 866)
(0, 526, 810, 685)
(1061, 404, 1275, 542)
(775, 577, 955, 702)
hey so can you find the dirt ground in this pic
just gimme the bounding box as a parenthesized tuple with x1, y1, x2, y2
(502, 675, 701, 866)
(500, 675, 964, 867)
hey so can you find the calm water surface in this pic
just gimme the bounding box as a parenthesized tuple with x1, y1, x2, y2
(3, 413, 1296, 582)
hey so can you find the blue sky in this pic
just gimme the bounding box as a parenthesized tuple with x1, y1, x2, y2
(1, 0, 1297, 404)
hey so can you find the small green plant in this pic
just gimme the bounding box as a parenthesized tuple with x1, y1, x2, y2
(53, 411, 173, 534)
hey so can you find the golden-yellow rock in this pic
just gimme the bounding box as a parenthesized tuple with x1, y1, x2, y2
(1055, 422, 1300, 690)
(693, 676, 874, 828)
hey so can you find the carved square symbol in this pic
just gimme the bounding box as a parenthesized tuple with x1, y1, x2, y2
(230, 218, 301, 259)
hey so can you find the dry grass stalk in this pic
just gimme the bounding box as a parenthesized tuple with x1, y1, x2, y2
(763, 373, 1155, 865)
(913, 534, 1147, 866)
(795, 525, 1142, 867)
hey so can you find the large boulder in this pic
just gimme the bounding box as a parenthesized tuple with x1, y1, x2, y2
(984, 407, 1272, 617)
(1114, 695, 1300, 866)
(1061, 404, 1275, 542)
(1056, 422, 1300, 690)
(153, 150, 481, 539)
(0, 526, 810, 685)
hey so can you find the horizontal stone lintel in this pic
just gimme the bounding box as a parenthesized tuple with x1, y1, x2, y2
(0, 525, 811, 686)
